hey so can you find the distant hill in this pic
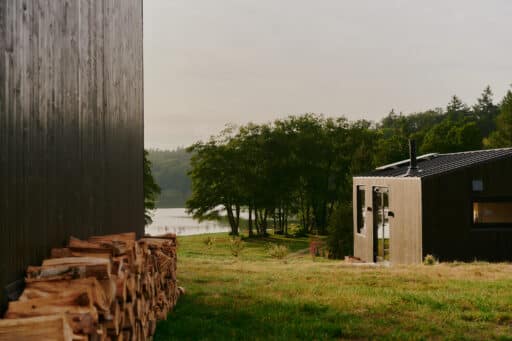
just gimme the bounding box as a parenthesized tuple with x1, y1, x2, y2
(147, 148, 192, 208)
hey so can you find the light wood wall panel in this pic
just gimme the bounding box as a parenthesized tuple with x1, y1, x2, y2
(353, 177, 423, 264)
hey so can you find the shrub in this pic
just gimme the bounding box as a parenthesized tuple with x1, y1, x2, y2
(229, 237, 245, 257)
(267, 243, 289, 259)
(423, 254, 438, 265)
(326, 202, 353, 259)
(309, 240, 322, 259)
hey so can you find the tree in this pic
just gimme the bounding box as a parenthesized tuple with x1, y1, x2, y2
(486, 88, 512, 148)
(473, 86, 499, 137)
(421, 119, 482, 153)
(186, 130, 245, 236)
(446, 95, 470, 120)
(144, 150, 161, 225)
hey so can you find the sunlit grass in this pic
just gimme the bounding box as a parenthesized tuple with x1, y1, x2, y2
(156, 233, 512, 340)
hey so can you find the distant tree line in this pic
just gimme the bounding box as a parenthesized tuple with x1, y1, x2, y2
(160, 85, 512, 257)
(147, 148, 192, 208)
(144, 150, 161, 225)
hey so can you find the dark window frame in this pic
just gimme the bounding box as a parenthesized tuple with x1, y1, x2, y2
(472, 196, 512, 230)
(356, 186, 366, 234)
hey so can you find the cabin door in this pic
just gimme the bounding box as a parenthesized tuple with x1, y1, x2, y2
(373, 187, 390, 262)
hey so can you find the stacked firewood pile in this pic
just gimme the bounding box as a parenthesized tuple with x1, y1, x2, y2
(0, 232, 181, 341)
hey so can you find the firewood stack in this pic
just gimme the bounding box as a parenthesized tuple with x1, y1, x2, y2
(0, 232, 181, 341)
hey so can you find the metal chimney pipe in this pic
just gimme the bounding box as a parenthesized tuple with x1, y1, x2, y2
(408, 140, 418, 171)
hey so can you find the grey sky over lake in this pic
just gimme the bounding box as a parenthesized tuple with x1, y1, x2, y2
(144, 0, 512, 150)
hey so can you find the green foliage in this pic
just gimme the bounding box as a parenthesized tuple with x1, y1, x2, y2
(147, 148, 191, 208)
(421, 119, 482, 153)
(160, 84, 511, 258)
(186, 114, 378, 238)
(144, 150, 161, 225)
(486, 88, 512, 148)
(473, 86, 499, 137)
(423, 254, 438, 265)
(186, 128, 244, 235)
(326, 202, 353, 259)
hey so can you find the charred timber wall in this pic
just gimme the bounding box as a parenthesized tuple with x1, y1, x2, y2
(0, 0, 144, 306)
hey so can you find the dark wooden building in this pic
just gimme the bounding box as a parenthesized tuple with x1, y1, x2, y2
(0, 0, 144, 306)
(353, 144, 512, 264)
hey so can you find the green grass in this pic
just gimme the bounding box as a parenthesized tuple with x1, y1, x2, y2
(155, 233, 512, 340)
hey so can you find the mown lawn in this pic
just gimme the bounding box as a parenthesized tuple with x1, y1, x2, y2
(155, 233, 512, 340)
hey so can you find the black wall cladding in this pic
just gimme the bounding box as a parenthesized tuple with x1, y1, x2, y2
(0, 0, 144, 307)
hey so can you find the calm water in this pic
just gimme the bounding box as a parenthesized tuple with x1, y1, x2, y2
(145, 208, 232, 236)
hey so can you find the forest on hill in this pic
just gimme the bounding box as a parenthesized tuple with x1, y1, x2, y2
(150, 85, 512, 258)
(147, 148, 191, 208)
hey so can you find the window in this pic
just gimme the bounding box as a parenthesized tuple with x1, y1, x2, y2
(472, 179, 483, 192)
(473, 200, 512, 228)
(357, 186, 366, 233)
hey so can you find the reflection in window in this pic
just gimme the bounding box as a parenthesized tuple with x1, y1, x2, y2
(357, 186, 366, 233)
(473, 201, 512, 226)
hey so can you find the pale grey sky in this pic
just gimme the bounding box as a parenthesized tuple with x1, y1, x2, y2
(144, 0, 512, 150)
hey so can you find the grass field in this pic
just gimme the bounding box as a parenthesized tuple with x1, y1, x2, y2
(155, 233, 512, 340)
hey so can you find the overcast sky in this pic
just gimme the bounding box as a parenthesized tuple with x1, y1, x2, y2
(144, 0, 512, 150)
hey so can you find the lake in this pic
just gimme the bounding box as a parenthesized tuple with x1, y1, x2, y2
(145, 208, 232, 236)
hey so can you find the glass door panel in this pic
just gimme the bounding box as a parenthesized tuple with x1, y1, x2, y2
(373, 187, 390, 262)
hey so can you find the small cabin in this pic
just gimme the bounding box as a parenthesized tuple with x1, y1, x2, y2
(353, 142, 512, 264)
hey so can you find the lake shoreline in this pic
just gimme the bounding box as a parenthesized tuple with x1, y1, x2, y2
(145, 208, 232, 236)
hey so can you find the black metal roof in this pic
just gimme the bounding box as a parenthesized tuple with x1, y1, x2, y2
(358, 148, 512, 178)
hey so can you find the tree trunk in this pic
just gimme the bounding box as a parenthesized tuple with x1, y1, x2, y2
(306, 205, 312, 233)
(284, 206, 288, 235)
(254, 207, 261, 235)
(234, 204, 240, 235)
(225, 204, 238, 236)
(261, 209, 268, 236)
(248, 206, 253, 237)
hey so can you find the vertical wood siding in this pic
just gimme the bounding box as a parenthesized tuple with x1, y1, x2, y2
(0, 0, 144, 306)
(353, 177, 423, 264)
(422, 157, 512, 262)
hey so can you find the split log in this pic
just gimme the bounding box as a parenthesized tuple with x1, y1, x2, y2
(5, 231, 179, 340)
(122, 302, 135, 330)
(0, 314, 75, 341)
(51, 248, 73, 258)
(41, 257, 111, 279)
(68, 237, 114, 257)
(105, 300, 121, 336)
(88, 232, 136, 243)
(126, 274, 137, 301)
(99, 278, 117, 307)
(121, 330, 132, 341)
(113, 274, 127, 304)
(20, 278, 111, 317)
(4, 290, 99, 335)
